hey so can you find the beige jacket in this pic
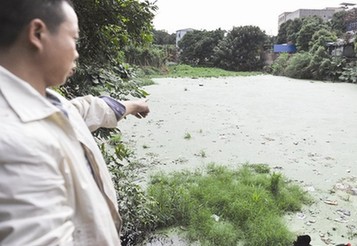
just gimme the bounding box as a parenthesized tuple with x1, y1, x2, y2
(0, 66, 122, 246)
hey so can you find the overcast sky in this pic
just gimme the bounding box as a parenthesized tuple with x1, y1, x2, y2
(152, 0, 355, 35)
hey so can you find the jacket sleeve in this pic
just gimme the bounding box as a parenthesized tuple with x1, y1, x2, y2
(69, 95, 120, 132)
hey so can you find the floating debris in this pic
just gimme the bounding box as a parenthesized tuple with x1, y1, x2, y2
(324, 200, 338, 205)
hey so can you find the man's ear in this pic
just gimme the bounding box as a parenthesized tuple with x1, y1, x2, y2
(27, 19, 47, 50)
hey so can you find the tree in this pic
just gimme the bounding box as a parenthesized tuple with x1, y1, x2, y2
(62, 0, 157, 99)
(330, 10, 348, 36)
(307, 46, 330, 79)
(309, 28, 337, 53)
(284, 52, 313, 79)
(296, 16, 326, 52)
(277, 19, 303, 44)
(273, 20, 346, 81)
(178, 29, 225, 66)
(272, 11, 352, 82)
(306, 29, 339, 80)
(213, 26, 267, 71)
(286, 18, 303, 44)
(124, 45, 167, 67)
(153, 29, 176, 45)
(73, 0, 155, 65)
(277, 21, 290, 44)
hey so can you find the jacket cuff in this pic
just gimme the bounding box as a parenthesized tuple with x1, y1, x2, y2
(100, 96, 126, 120)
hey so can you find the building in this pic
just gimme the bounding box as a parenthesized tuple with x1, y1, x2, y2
(176, 28, 194, 47)
(344, 7, 357, 31)
(278, 7, 344, 28)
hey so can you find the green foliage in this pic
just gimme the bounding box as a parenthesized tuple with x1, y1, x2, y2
(244, 214, 293, 246)
(308, 28, 348, 82)
(296, 16, 327, 52)
(178, 29, 225, 66)
(309, 28, 337, 53)
(274, 13, 352, 82)
(246, 163, 271, 174)
(330, 11, 348, 36)
(184, 132, 192, 140)
(339, 62, 357, 83)
(73, 0, 156, 62)
(272, 17, 349, 82)
(197, 149, 207, 158)
(65, 0, 160, 116)
(264, 35, 277, 52)
(133, 66, 166, 80)
(328, 56, 347, 81)
(213, 26, 267, 71)
(307, 46, 332, 80)
(270, 53, 290, 76)
(153, 29, 176, 45)
(284, 52, 313, 79)
(159, 44, 178, 62)
(156, 64, 262, 78)
(124, 43, 177, 68)
(135, 65, 263, 79)
(62, 63, 148, 100)
(100, 137, 158, 245)
(270, 172, 282, 196)
(277, 19, 303, 44)
(64, 0, 156, 100)
(124, 45, 168, 67)
(148, 164, 311, 246)
(277, 20, 291, 44)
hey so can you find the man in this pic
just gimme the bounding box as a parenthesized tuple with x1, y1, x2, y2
(0, 0, 149, 245)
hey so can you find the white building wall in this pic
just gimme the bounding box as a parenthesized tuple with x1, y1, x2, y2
(278, 8, 344, 29)
(176, 28, 194, 47)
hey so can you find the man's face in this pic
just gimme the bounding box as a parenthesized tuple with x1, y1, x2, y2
(41, 2, 79, 87)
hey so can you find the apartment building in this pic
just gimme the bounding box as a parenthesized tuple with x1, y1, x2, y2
(278, 7, 344, 28)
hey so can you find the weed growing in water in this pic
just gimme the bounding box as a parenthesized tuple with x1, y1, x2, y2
(147, 164, 311, 246)
(184, 132, 192, 140)
(194, 150, 207, 158)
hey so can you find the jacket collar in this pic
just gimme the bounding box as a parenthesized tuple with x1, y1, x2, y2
(0, 66, 60, 122)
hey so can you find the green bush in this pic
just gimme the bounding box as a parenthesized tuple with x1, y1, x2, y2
(284, 52, 313, 79)
(124, 45, 174, 68)
(306, 46, 331, 80)
(270, 53, 289, 76)
(339, 62, 357, 83)
(100, 135, 158, 245)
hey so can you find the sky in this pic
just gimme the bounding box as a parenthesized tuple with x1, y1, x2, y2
(152, 0, 355, 35)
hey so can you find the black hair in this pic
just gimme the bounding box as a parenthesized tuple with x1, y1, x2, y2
(0, 0, 74, 47)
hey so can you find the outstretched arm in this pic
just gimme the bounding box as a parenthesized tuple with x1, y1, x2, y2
(68, 94, 150, 132)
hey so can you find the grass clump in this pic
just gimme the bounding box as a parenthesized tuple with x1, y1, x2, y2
(195, 149, 207, 158)
(184, 132, 192, 140)
(167, 64, 263, 78)
(147, 164, 311, 246)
